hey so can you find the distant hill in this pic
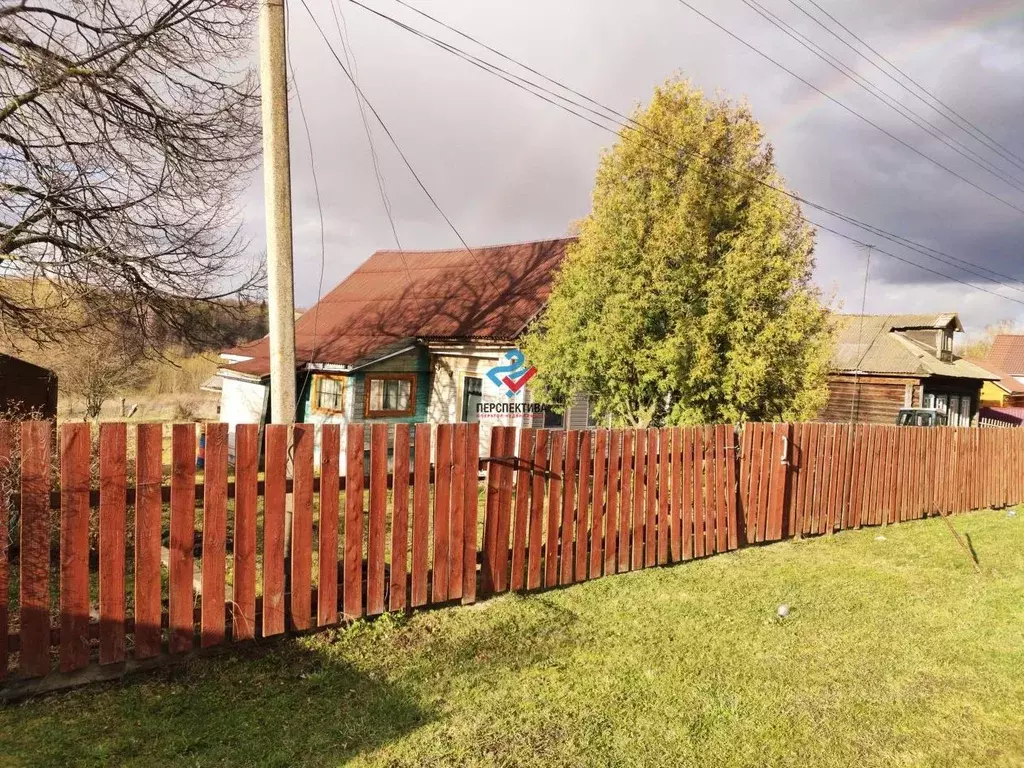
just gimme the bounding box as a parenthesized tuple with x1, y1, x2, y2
(0, 277, 268, 410)
(0, 276, 268, 353)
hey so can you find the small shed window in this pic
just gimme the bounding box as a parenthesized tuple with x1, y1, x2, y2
(543, 405, 564, 429)
(365, 374, 416, 417)
(313, 375, 346, 413)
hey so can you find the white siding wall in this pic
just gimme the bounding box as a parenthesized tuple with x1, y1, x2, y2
(219, 376, 267, 461)
(220, 376, 267, 426)
(424, 349, 602, 455)
(428, 348, 532, 456)
(566, 392, 592, 429)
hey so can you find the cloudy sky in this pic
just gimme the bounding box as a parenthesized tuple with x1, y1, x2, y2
(242, 0, 1024, 335)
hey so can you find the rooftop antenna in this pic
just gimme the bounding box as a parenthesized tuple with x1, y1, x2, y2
(850, 244, 873, 423)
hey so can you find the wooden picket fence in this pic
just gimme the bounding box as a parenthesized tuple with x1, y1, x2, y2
(1, 420, 1022, 688)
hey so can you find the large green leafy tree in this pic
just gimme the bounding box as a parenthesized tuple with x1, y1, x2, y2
(522, 79, 833, 426)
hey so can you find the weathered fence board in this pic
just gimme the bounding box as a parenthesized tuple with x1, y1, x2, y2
(575, 430, 592, 582)
(617, 430, 633, 572)
(560, 430, 579, 586)
(200, 422, 228, 647)
(233, 424, 259, 641)
(510, 429, 533, 592)
(460, 423, 481, 604)
(263, 425, 287, 637)
(368, 423, 388, 615)
(590, 430, 608, 579)
(450, 423, 468, 602)
(59, 423, 90, 672)
(388, 424, 410, 613)
(345, 424, 365, 620)
(546, 430, 565, 588)
(527, 429, 549, 590)
(169, 424, 196, 654)
(291, 424, 314, 630)
(98, 423, 127, 665)
(431, 424, 452, 605)
(631, 430, 646, 570)
(134, 424, 163, 659)
(19, 421, 51, 677)
(412, 423, 431, 608)
(319, 424, 342, 624)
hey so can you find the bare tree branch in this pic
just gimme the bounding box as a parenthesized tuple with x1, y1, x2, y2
(0, 0, 265, 350)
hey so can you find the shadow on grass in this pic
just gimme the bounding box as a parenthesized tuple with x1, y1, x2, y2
(1, 638, 428, 767)
(964, 532, 981, 567)
(1, 597, 582, 767)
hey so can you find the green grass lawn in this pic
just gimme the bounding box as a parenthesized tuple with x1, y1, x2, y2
(2, 508, 1023, 767)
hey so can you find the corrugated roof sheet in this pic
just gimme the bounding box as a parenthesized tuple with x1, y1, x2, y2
(223, 238, 573, 376)
(831, 313, 993, 380)
(965, 357, 1024, 393)
(985, 334, 1024, 375)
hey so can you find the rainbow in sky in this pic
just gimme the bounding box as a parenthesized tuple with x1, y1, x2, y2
(773, 0, 1024, 132)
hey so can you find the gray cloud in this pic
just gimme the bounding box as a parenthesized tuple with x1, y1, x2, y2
(239, 0, 1024, 334)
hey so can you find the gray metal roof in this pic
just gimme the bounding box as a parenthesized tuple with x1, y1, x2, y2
(832, 314, 994, 379)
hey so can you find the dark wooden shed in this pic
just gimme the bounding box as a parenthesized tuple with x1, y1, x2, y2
(0, 354, 58, 419)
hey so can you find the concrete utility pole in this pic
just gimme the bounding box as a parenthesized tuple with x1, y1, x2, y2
(258, 0, 296, 565)
(259, 0, 297, 425)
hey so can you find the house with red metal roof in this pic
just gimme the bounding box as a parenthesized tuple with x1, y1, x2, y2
(967, 335, 1024, 425)
(967, 357, 1024, 409)
(983, 335, 1024, 384)
(216, 238, 594, 459)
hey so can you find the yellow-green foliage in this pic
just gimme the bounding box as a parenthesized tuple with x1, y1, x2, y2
(143, 349, 220, 396)
(522, 78, 834, 426)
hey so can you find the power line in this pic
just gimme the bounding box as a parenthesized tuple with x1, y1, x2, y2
(814, 209, 1024, 292)
(327, 0, 421, 302)
(379, 0, 1024, 290)
(669, 0, 1024, 217)
(807, 217, 1024, 308)
(356, 0, 1024, 298)
(787, 0, 1024, 177)
(298, 0, 533, 329)
(798, 0, 1024, 171)
(328, 0, 405, 253)
(742, 0, 1024, 196)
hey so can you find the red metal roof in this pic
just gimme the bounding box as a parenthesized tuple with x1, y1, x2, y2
(986, 335, 1024, 375)
(223, 238, 573, 377)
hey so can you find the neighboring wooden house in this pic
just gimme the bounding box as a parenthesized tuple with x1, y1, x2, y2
(820, 313, 994, 425)
(975, 334, 1024, 407)
(0, 354, 57, 419)
(966, 359, 1024, 408)
(216, 238, 594, 462)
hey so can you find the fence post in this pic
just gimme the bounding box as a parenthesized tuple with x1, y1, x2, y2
(19, 420, 51, 678)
